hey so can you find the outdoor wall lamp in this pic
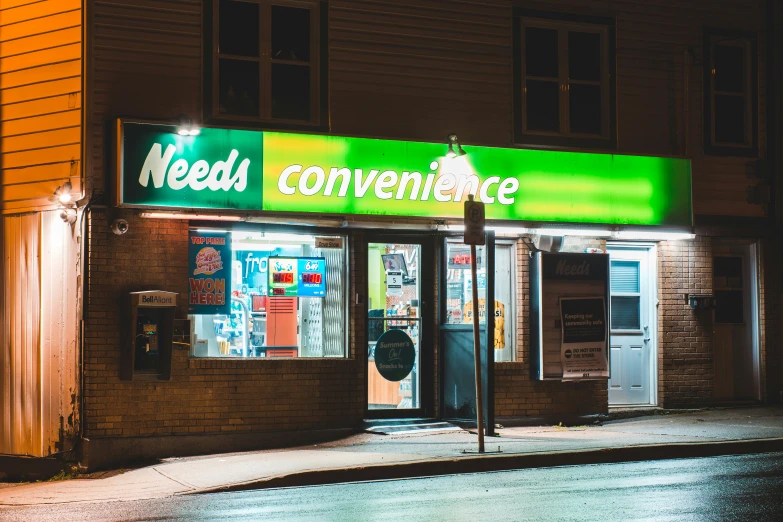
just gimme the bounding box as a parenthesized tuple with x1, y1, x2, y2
(54, 181, 73, 204)
(446, 134, 466, 158)
(60, 208, 77, 224)
(53, 181, 79, 223)
(177, 116, 201, 136)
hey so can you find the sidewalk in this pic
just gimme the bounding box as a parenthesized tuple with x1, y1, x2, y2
(1, 406, 782, 506)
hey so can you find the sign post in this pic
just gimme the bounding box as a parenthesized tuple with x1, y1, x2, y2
(464, 194, 485, 453)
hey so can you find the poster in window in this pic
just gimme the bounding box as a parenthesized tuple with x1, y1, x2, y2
(188, 230, 232, 315)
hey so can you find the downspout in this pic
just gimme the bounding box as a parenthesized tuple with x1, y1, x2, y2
(78, 0, 89, 447)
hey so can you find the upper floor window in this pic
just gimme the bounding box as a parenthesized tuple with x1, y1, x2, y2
(210, 0, 325, 126)
(703, 29, 758, 157)
(514, 10, 616, 149)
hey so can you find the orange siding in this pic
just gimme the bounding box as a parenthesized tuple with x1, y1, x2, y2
(0, 0, 82, 213)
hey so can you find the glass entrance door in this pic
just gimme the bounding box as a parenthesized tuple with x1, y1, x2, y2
(367, 242, 422, 411)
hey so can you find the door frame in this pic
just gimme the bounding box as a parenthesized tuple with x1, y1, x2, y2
(749, 242, 762, 401)
(713, 240, 762, 401)
(606, 242, 659, 406)
(364, 233, 436, 419)
(437, 233, 495, 432)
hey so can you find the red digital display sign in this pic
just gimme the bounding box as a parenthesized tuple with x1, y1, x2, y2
(302, 272, 322, 284)
(273, 272, 295, 284)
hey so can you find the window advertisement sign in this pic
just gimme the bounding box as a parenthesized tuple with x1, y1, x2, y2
(559, 297, 609, 379)
(117, 120, 692, 227)
(268, 257, 326, 297)
(188, 231, 231, 314)
(374, 329, 416, 382)
(530, 252, 610, 381)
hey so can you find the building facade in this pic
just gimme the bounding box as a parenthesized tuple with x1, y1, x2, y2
(1, 0, 782, 470)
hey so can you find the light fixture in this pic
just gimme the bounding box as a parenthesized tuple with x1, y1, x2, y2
(435, 223, 531, 235)
(533, 227, 613, 238)
(489, 225, 530, 235)
(446, 134, 466, 158)
(59, 208, 77, 224)
(53, 181, 80, 223)
(176, 117, 200, 137)
(54, 181, 73, 204)
(139, 212, 244, 221)
(614, 230, 695, 241)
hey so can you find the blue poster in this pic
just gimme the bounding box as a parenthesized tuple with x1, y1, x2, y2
(188, 231, 232, 314)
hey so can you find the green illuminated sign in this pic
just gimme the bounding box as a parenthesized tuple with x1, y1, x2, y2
(117, 120, 692, 226)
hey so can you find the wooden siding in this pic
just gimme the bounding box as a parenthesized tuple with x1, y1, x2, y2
(0, 213, 41, 456)
(329, 0, 513, 145)
(85, 0, 768, 217)
(88, 0, 201, 195)
(40, 211, 80, 456)
(0, 0, 82, 213)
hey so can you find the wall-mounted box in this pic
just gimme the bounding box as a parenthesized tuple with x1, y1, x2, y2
(530, 252, 610, 381)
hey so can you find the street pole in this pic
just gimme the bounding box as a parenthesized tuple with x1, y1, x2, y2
(464, 193, 486, 454)
(470, 242, 485, 453)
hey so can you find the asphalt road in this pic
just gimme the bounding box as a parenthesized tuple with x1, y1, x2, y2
(2, 453, 783, 522)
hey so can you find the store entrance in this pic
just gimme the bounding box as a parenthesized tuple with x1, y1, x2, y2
(366, 237, 434, 417)
(440, 235, 495, 431)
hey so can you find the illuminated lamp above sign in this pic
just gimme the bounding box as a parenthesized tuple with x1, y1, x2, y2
(116, 120, 692, 227)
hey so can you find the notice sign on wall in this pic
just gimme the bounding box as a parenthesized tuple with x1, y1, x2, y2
(188, 231, 231, 315)
(559, 297, 609, 379)
(530, 252, 610, 381)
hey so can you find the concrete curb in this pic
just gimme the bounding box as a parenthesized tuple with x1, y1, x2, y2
(191, 437, 783, 495)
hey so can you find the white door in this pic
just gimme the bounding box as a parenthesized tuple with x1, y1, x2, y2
(607, 247, 654, 405)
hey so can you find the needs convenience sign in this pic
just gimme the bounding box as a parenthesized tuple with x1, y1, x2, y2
(117, 120, 692, 227)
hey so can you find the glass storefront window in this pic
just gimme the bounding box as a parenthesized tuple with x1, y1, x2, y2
(445, 240, 488, 325)
(444, 239, 516, 362)
(189, 230, 347, 358)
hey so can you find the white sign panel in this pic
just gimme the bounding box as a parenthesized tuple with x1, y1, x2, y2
(386, 271, 403, 297)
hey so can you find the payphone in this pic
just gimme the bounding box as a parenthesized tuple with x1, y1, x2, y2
(121, 290, 177, 380)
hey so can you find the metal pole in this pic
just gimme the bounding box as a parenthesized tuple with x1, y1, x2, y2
(470, 243, 485, 453)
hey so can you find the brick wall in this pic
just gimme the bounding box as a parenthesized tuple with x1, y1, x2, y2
(84, 210, 364, 442)
(658, 237, 714, 407)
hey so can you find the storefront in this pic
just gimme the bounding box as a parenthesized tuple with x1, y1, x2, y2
(82, 118, 700, 467)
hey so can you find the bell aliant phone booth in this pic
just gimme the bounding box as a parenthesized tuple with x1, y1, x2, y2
(121, 290, 178, 381)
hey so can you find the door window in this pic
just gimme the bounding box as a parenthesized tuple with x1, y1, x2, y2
(610, 260, 641, 330)
(445, 241, 487, 325)
(367, 243, 421, 410)
(714, 256, 744, 324)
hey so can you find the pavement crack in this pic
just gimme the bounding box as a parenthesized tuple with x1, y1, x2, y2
(152, 467, 198, 491)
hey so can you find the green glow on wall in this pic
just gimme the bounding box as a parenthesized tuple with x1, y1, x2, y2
(118, 120, 692, 227)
